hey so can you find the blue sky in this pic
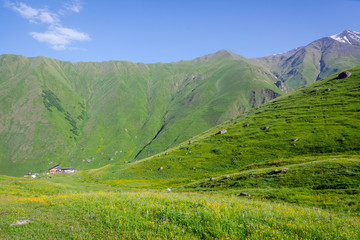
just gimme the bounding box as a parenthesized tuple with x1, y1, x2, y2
(1, 0, 360, 63)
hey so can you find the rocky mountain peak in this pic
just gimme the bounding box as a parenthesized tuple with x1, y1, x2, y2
(329, 30, 360, 46)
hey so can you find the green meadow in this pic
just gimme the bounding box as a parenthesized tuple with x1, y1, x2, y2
(1, 67, 360, 239)
(0, 175, 359, 239)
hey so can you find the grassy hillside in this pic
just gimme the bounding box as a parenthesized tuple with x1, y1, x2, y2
(83, 66, 360, 212)
(0, 51, 281, 176)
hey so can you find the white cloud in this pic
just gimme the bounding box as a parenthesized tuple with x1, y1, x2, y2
(5, 1, 90, 50)
(5, 1, 59, 24)
(5, 1, 38, 19)
(63, 0, 83, 13)
(30, 26, 90, 50)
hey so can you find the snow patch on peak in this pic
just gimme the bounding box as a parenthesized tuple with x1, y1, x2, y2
(330, 30, 360, 45)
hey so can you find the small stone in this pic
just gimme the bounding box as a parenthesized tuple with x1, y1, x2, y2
(269, 169, 280, 175)
(217, 129, 227, 134)
(165, 152, 169, 155)
(158, 167, 163, 171)
(264, 126, 269, 131)
(338, 138, 345, 142)
(292, 138, 298, 142)
(312, 89, 319, 92)
(244, 123, 249, 127)
(238, 192, 251, 197)
(1, 211, 9, 215)
(281, 168, 288, 173)
(189, 140, 193, 144)
(326, 88, 331, 92)
(10, 220, 31, 226)
(210, 177, 214, 181)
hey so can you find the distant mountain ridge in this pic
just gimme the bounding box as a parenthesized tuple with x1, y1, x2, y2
(252, 30, 360, 89)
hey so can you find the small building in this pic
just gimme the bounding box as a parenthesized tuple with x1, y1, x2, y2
(48, 165, 60, 174)
(60, 167, 76, 174)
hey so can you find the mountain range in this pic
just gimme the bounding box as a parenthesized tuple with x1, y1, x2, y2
(1, 30, 360, 176)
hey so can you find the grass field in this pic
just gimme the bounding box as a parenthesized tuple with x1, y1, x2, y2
(0, 175, 359, 239)
(1, 66, 360, 239)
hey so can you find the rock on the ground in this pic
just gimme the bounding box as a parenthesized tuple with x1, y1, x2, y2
(10, 220, 31, 226)
(337, 71, 352, 79)
(217, 129, 227, 134)
(238, 192, 251, 197)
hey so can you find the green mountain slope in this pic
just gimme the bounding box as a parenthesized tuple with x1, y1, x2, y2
(86, 66, 360, 211)
(0, 51, 281, 176)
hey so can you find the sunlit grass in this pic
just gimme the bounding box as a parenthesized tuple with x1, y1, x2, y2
(1, 190, 359, 239)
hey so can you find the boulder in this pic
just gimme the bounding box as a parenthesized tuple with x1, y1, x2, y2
(337, 71, 352, 79)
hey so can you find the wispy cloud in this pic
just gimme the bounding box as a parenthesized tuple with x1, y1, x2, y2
(63, 0, 83, 13)
(5, 1, 90, 50)
(30, 26, 90, 50)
